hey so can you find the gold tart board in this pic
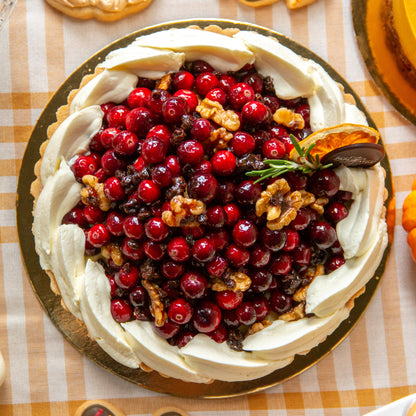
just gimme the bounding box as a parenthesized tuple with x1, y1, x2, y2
(16, 19, 394, 398)
(352, 0, 416, 125)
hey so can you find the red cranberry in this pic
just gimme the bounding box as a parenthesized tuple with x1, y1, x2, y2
(222, 309, 239, 328)
(168, 236, 191, 262)
(263, 95, 281, 113)
(308, 169, 340, 198)
(100, 102, 115, 117)
(252, 295, 270, 321)
(262, 138, 286, 159)
(283, 228, 300, 251)
(231, 131, 256, 156)
(325, 256, 346, 273)
(208, 229, 231, 251)
(243, 73, 263, 93)
(121, 238, 144, 261)
(172, 70, 195, 90)
(180, 271, 209, 299)
(251, 270, 273, 292)
(122, 216, 144, 239)
(249, 244, 271, 268)
(82, 205, 105, 225)
(270, 252, 292, 275)
(106, 211, 125, 236)
(141, 137, 167, 164)
(165, 155, 181, 177)
(162, 97, 190, 124)
(308, 221, 337, 249)
(290, 207, 312, 231)
(146, 124, 171, 147)
(192, 238, 216, 262)
(106, 105, 129, 129)
(161, 260, 185, 280)
(71, 155, 97, 181)
(223, 203, 242, 226)
(143, 240, 165, 261)
(168, 298, 193, 324)
(111, 298, 133, 323)
(87, 224, 111, 247)
(253, 129, 270, 153)
(195, 72, 219, 96)
(144, 217, 169, 241)
(101, 149, 126, 176)
(115, 263, 139, 290)
(176, 331, 196, 348)
(137, 180, 161, 204)
(62, 207, 87, 227)
(211, 150, 236, 176)
(229, 82, 255, 110)
(236, 302, 256, 325)
(296, 103, 310, 127)
(218, 73, 237, 92)
(173, 89, 198, 112)
(112, 131, 139, 156)
(148, 89, 171, 115)
(242, 101, 269, 125)
(208, 325, 228, 343)
(100, 127, 120, 149)
(177, 140, 204, 165)
(188, 173, 218, 203)
(182, 224, 205, 239)
(192, 300, 221, 333)
(206, 87, 227, 105)
(190, 118, 212, 142)
(270, 290, 293, 314)
(215, 290, 243, 310)
(216, 181, 235, 204)
(225, 243, 250, 267)
(232, 219, 258, 247)
(151, 165, 173, 188)
(104, 176, 125, 201)
(325, 201, 348, 224)
(235, 180, 261, 205)
(260, 227, 287, 251)
(206, 256, 228, 278)
(194, 160, 212, 175)
(206, 205, 226, 228)
(153, 319, 180, 339)
(190, 60, 214, 75)
(129, 285, 148, 307)
(133, 156, 145, 172)
(336, 190, 353, 202)
(292, 242, 312, 267)
(330, 240, 344, 256)
(127, 87, 151, 108)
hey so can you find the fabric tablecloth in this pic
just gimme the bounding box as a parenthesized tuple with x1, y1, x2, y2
(1, 0, 416, 414)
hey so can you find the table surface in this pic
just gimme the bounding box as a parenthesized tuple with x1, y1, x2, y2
(1, 0, 416, 415)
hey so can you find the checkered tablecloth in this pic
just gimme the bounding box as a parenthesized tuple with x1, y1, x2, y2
(1, 0, 416, 414)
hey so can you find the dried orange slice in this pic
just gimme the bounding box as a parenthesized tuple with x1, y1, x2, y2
(289, 123, 380, 163)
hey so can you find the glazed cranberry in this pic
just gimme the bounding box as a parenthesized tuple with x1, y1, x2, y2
(188, 173, 218, 203)
(190, 60, 214, 74)
(290, 207, 311, 231)
(151, 164, 173, 188)
(325, 256, 346, 273)
(100, 102, 115, 117)
(235, 180, 261, 205)
(180, 271, 209, 299)
(211, 150, 236, 176)
(167, 236, 191, 262)
(104, 177, 125, 201)
(192, 300, 221, 333)
(251, 270, 273, 293)
(206, 255, 228, 278)
(106, 211, 125, 236)
(161, 260, 185, 280)
(252, 130, 269, 153)
(127, 87, 151, 108)
(236, 302, 256, 326)
(270, 252, 292, 275)
(153, 319, 180, 339)
(292, 242, 312, 267)
(308, 221, 337, 250)
(143, 240, 165, 261)
(129, 285, 148, 307)
(218, 73, 237, 92)
(121, 238, 145, 261)
(206, 205, 226, 228)
(208, 229, 231, 251)
(182, 224, 206, 239)
(225, 243, 250, 267)
(192, 238, 216, 262)
(190, 118, 212, 142)
(112, 131, 139, 156)
(87, 224, 111, 247)
(62, 207, 87, 228)
(99, 127, 120, 149)
(330, 240, 344, 256)
(107, 274, 118, 298)
(82, 205, 105, 225)
(208, 325, 228, 343)
(260, 227, 287, 251)
(106, 105, 129, 129)
(173, 89, 198, 112)
(262, 138, 286, 159)
(111, 298, 133, 323)
(285, 171, 308, 191)
(71, 155, 97, 180)
(269, 290, 293, 314)
(325, 201, 348, 224)
(162, 97, 190, 124)
(144, 217, 169, 241)
(137, 180, 161, 204)
(195, 72, 219, 96)
(177, 140, 204, 165)
(215, 290, 243, 310)
(205, 87, 227, 105)
(141, 137, 167, 165)
(165, 155, 181, 177)
(296, 103, 310, 127)
(148, 88, 171, 115)
(283, 229, 300, 251)
(283, 97, 303, 108)
(242, 101, 269, 125)
(242, 73, 263, 92)
(252, 295, 270, 321)
(101, 149, 126, 176)
(232, 219, 258, 247)
(222, 309, 239, 328)
(115, 263, 139, 290)
(336, 190, 353, 202)
(231, 131, 256, 156)
(223, 203, 242, 226)
(229, 82, 255, 110)
(146, 124, 171, 147)
(84, 229, 99, 256)
(308, 169, 340, 198)
(122, 216, 144, 239)
(195, 160, 212, 174)
(216, 181, 235, 204)
(263, 95, 281, 113)
(249, 244, 271, 268)
(168, 298, 193, 325)
(133, 156, 145, 172)
(176, 331, 196, 348)
(172, 70, 195, 90)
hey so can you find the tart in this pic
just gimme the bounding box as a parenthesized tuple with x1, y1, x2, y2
(31, 26, 388, 383)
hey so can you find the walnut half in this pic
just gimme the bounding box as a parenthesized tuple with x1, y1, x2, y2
(162, 195, 206, 227)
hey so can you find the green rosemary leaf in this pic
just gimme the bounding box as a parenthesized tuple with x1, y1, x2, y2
(290, 135, 304, 157)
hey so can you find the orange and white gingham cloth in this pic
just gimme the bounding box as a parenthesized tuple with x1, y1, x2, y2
(0, 0, 415, 415)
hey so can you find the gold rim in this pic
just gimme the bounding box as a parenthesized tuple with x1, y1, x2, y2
(16, 18, 394, 398)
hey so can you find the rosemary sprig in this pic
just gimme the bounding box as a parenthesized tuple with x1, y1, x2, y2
(246, 135, 332, 184)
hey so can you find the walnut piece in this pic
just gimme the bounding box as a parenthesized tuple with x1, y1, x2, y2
(279, 302, 306, 322)
(299, 190, 328, 214)
(246, 319, 272, 336)
(156, 73, 172, 90)
(211, 271, 251, 292)
(101, 243, 124, 267)
(142, 280, 167, 327)
(293, 264, 324, 302)
(80, 175, 111, 211)
(162, 195, 206, 227)
(256, 178, 303, 230)
(196, 98, 240, 131)
(209, 127, 234, 152)
(273, 107, 305, 130)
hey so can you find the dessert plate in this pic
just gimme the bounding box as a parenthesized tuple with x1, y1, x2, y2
(352, 0, 416, 125)
(16, 18, 394, 398)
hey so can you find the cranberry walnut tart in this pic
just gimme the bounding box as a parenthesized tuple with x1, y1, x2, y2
(31, 25, 389, 384)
